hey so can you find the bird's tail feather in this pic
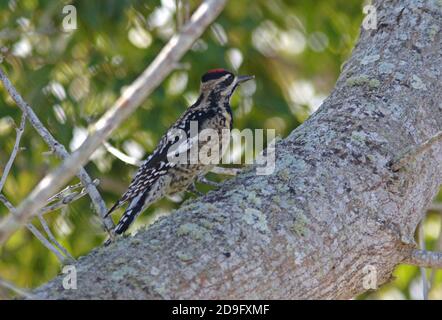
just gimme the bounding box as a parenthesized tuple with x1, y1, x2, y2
(114, 192, 148, 235)
(105, 200, 122, 218)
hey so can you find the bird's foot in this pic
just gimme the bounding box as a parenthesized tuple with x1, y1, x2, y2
(103, 228, 116, 246)
(210, 166, 242, 176)
(103, 237, 113, 246)
(197, 176, 222, 188)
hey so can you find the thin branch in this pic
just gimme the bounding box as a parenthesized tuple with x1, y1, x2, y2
(0, 0, 228, 245)
(184, 0, 190, 25)
(404, 249, 442, 269)
(39, 180, 96, 217)
(1, 179, 88, 262)
(39, 190, 85, 216)
(46, 181, 84, 204)
(0, 67, 114, 234)
(25, 222, 66, 263)
(1, 181, 91, 261)
(0, 112, 68, 262)
(428, 203, 442, 213)
(104, 142, 141, 166)
(176, 0, 190, 31)
(0, 194, 15, 211)
(418, 222, 429, 300)
(0, 112, 26, 193)
(390, 131, 442, 172)
(429, 220, 442, 289)
(429, 202, 442, 288)
(0, 194, 67, 262)
(0, 277, 36, 299)
(176, 0, 183, 31)
(38, 214, 74, 261)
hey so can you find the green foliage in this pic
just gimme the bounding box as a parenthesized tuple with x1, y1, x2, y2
(0, 0, 438, 299)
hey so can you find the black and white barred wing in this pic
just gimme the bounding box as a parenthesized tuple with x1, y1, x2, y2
(105, 126, 195, 217)
(107, 132, 196, 234)
(106, 135, 173, 217)
(106, 106, 221, 235)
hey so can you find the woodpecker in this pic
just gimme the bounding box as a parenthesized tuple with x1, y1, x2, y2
(105, 69, 254, 241)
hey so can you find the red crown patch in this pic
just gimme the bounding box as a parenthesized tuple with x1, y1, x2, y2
(207, 68, 227, 74)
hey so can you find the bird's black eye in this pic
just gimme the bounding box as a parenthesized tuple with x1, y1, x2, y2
(219, 74, 234, 87)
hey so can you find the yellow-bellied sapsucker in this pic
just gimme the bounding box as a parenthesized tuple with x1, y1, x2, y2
(105, 69, 254, 239)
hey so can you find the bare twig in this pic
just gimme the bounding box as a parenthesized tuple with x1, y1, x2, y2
(25, 222, 66, 263)
(32, 181, 93, 260)
(176, 0, 183, 31)
(0, 194, 15, 211)
(429, 229, 442, 290)
(0, 194, 67, 262)
(418, 222, 429, 300)
(176, 0, 190, 31)
(38, 214, 74, 261)
(390, 131, 442, 172)
(38, 180, 97, 217)
(0, 67, 114, 235)
(39, 188, 88, 216)
(0, 112, 26, 193)
(428, 203, 442, 213)
(46, 181, 84, 204)
(0, 0, 228, 244)
(0, 276, 36, 299)
(104, 142, 141, 166)
(2, 179, 92, 262)
(429, 202, 442, 289)
(184, 0, 190, 25)
(0, 110, 69, 260)
(404, 249, 442, 269)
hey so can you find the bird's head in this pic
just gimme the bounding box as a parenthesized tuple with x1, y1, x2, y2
(200, 68, 254, 98)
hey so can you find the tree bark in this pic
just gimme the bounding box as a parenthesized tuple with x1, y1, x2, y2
(33, 0, 442, 299)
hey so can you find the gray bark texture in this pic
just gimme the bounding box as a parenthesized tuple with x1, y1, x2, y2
(33, 0, 442, 299)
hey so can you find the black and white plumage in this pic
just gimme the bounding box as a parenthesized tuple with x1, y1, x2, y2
(105, 69, 254, 239)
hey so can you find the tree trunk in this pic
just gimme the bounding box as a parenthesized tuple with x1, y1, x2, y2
(33, 0, 442, 299)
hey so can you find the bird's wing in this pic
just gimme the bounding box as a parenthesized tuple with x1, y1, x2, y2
(106, 107, 218, 217)
(105, 135, 174, 217)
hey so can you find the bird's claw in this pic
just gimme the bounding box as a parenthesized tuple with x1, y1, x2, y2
(197, 176, 222, 188)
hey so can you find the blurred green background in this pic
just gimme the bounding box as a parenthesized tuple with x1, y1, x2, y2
(0, 0, 441, 299)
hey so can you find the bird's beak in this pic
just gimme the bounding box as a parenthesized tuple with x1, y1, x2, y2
(236, 75, 255, 84)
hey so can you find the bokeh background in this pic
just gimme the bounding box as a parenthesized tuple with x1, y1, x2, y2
(0, 0, 441, 299)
